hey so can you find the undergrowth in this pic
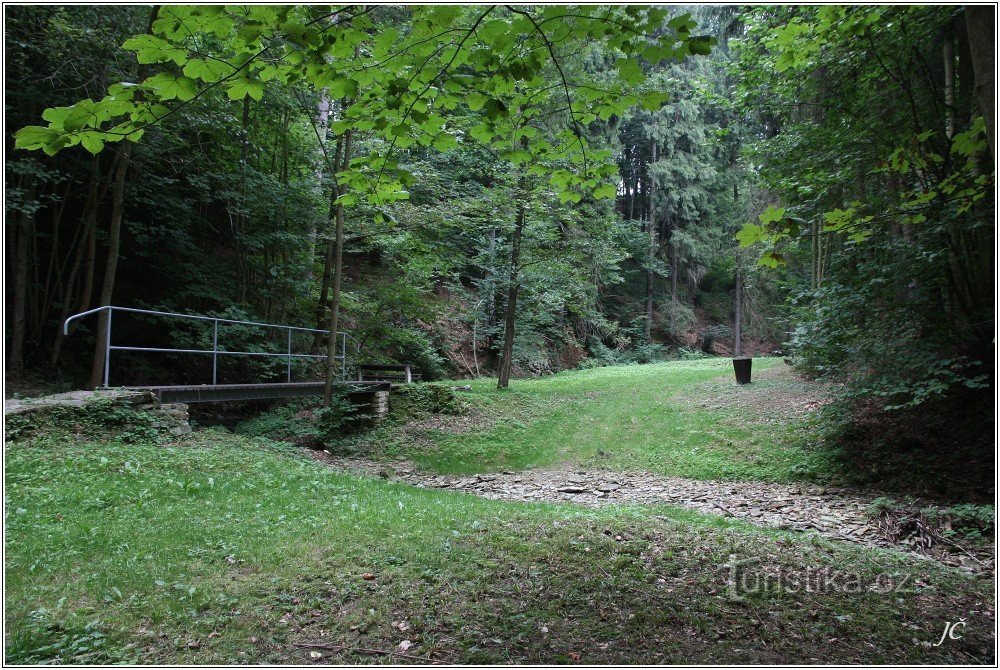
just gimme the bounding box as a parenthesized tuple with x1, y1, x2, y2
(5, 399, 162, 444)
(5, 427, 994, 664)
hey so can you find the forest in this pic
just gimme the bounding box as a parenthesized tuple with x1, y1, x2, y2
(7, 3, 994, 473)
(3, 4, 996, 665)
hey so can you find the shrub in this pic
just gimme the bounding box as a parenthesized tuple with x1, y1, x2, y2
(920, 503, 995, 542)
(677, 347, 710, 361)
(582, 338, 626, 368)
(316, 391, 379, 440)
(390, 384, 462, 419)
(631, 343, 668, 364)
(236, 390, 380, 451)
(234, 399, 320, 444)
(656, 301, 697, 343)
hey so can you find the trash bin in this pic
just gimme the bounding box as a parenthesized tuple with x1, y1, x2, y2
(732, 356, 752, 384)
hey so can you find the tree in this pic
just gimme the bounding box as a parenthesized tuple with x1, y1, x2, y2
(17, 5, 712, 396)
(965, 5, 995, 159)
(734, 5, 992, 411)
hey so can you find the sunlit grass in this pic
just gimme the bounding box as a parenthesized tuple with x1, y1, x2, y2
(375, 358, 824, 481)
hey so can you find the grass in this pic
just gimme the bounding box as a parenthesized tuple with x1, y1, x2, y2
(5, 359, 995, 663)
(5, 426, 995, 664)
(357, 358, 832, 482)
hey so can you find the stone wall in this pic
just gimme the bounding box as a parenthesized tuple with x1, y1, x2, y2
(149, 403, 192, 437)
(5, 388, 191, 439)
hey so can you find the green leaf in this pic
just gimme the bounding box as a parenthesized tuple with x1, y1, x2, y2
(327, 76, 358, 100)
(592, 183, 617, 199)
(41, 106, 74, 129)
(951, 116, 987, 156)
(558, 190, 582, 204)
(615, 58, 644, 85)
(183, 58, 235, 83)
(143, 73, 198, 102)
(80, 134, 105, 154)
(758, 250, 784, 268)
(639, 91, 669, 111)
(822, 208, 855, 231)
(432, 133, 457, 152)
(122, 34, 188, 66)
(226, 78, 265, 101)
(735, 223, 765, 247)
(14, 125, 61, 151)
(758, 206, 786, 225)
(668, 13, 696, 32)
(687, 35, 715, 56)
(466, 92, 487, 112)
(484, 98, 508, 121)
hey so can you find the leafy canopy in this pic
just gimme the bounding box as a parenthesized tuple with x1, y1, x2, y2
(16, 5, 714, 205)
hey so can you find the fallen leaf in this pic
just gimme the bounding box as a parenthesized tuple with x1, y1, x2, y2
(398, 640, 414, 651)
(568, 651, 581, 661)
(309, 651, 323, 659)
(361, 573, 376, 581)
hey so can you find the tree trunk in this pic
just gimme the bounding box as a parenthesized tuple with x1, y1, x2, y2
(944, 34, 956, 138)
(85, 5, 157, 386)
(956, 17, 976, 112)
(497, 179, 526, 390)
(627, 169, 635, 220)
(322, 126, 354, 406)
(78, 200, 98, 312)
(734, 251, 743, 357)
(306, 96, 331, 280)
(8, 184, 33, 374)
(965, 5, 995, 159)
(234, 96, 252, 304)
(644, 142, 657, 341)
(50, 155, 103, 370)
(89, 141, 132, 388)
(312, 131, 346, 348)
(670, 250, 678, 304)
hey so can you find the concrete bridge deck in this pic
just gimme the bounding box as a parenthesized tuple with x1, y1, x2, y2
(131, 381, 390, 404)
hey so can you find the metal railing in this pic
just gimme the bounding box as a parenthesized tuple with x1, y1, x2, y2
(64, 305, 348, 388)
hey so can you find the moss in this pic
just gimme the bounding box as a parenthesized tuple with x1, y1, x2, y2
(390, 384, 463, 419)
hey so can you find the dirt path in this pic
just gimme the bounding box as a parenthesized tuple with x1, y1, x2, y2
(315, 453, 994, 575)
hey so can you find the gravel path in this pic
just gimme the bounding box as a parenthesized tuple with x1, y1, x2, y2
(315, 453, 994, 574)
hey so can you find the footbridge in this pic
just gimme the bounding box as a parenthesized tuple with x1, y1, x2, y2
(63, 306, 388, 403)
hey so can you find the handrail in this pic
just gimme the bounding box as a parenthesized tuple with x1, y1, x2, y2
(63, 305, 332, 335)
(63, 305, 348, 388)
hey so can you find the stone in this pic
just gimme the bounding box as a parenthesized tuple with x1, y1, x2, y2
(309, 453, 992, 575)
(6, 389, 193, 439)
(5, 388, 157, 415)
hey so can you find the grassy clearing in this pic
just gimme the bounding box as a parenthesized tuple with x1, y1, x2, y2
(5, 428, 993, 664)
(355, 357, 834, 482)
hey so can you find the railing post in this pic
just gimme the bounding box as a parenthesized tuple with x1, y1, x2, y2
(103, 307, 113, 387)
(405, 364, 412, 384)
(212, 319, 218, 385)
(286, 329, 293, 383)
